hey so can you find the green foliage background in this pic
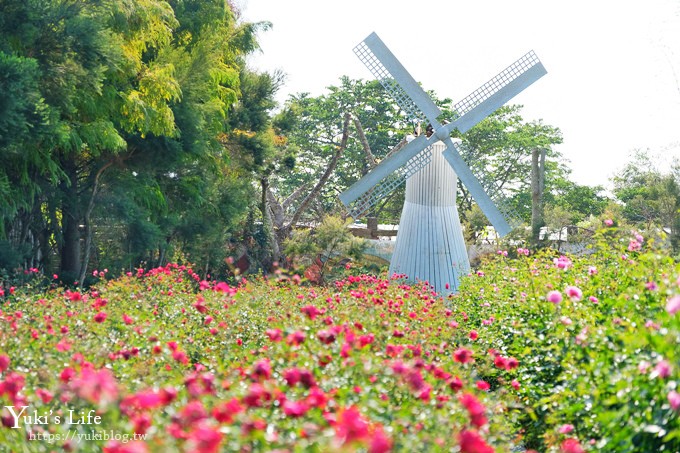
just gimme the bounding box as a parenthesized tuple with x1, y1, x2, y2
(1, 0, 679, 288)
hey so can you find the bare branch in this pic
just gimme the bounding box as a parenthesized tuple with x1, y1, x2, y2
(382, 137, 408, 161)
(288, 113, 352, 229)
(282, 183, 310, 211)
(351, 114, 377, 167)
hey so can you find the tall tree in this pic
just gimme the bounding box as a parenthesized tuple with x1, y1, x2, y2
(0, 0, 267, 280)
(274, 77, 424, 223)
(0, 50, 55, 251)
(223, 69, 287, 270)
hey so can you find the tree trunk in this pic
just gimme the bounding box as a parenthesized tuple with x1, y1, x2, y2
(531, 148, 546, 244)
(267, 188, 285, 230)
(79, 162, 112, 286)
(266, 185, 308, 255)
(60, 161, 81, 279)
(260, 176, 280, 269)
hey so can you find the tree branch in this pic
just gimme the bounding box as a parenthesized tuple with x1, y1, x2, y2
(282, 183, 310, 211)
(351, 114, 376, 168)
(288, 112, 351, 229)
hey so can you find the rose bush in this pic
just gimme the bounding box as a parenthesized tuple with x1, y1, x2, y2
(0, 267, 517, 452)
(453, 225, 680, 451)
(0, 223, 678, 452)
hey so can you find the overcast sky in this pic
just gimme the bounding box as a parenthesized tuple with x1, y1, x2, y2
(240, 0, 680, 188)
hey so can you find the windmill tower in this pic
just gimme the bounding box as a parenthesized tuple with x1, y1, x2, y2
(340, 32, 547, 294)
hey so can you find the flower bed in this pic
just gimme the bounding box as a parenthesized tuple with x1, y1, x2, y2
(0, 225, 679, 452)
(453, 227, 680, 451)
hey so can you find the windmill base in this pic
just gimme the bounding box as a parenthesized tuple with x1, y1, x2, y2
(388, 141, 470, 295)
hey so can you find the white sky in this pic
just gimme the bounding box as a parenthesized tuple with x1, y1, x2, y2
(240, 0, 680, 188)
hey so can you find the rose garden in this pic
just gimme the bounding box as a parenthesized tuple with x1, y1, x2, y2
(1, 223, 679, 452)
(3, 1, 680, 451)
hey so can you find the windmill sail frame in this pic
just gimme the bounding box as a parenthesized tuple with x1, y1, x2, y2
(338, 31, 547, 293)
(342, 38, 545, 225)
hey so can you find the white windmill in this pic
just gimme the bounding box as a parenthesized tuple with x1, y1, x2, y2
(340, 32, 547, 294)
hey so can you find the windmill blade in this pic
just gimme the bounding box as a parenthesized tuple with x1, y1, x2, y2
(452, 139, 523, 231)
(439, 51, 546, 136)
(354, 32, 442, 124)
(339, 134, 433, 218)
(440, 137, 519, 237)
(431, 51, 545, 235)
